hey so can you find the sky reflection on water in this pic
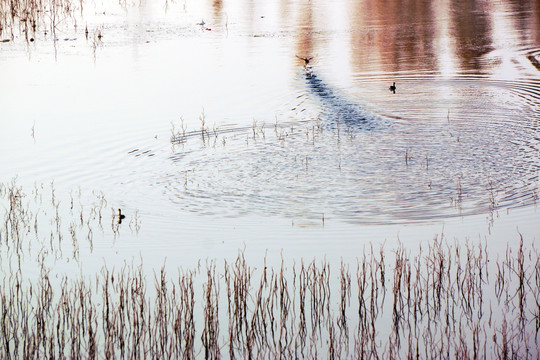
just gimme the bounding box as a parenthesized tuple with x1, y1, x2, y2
(0, 0, 539, 259)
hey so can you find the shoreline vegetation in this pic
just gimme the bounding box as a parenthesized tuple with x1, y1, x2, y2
(1, 181, 539, 358)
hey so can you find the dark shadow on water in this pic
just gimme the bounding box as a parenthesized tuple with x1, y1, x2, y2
(304, 69, 390, 131)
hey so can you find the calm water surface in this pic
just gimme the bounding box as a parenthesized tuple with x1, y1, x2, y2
(1, 0, 539, 269)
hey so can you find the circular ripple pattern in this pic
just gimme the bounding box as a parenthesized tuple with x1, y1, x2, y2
(164, 74, 540, 224)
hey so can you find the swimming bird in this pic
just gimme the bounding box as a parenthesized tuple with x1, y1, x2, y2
(117, 209, 126, 223)
(296, 55, 313, 67)
(389, 82, 396, 94)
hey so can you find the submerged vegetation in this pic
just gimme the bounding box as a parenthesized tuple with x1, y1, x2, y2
(0, 180, 539, 358)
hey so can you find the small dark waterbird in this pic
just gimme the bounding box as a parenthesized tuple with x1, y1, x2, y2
(389, 82, 396, 94)
(117, 208, 126, 224)
(296, 55, 313, 67)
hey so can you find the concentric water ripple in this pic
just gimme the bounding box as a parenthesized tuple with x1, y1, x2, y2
(162, 71, 540, 224)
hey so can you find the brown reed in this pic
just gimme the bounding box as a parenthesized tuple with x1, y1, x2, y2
(1, 238, 539, 358)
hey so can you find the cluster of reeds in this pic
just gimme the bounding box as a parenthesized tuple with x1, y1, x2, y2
(170, 111, 322, 151)
(0, 0, 81, 40)
(0, 179, 139, 262)
(1, 234, 538, 358)
(1, 180, 538, 358)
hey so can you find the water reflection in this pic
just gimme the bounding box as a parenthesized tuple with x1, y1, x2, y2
(1, 3, 539, 357)
(450, 0, 493, 72)
(1, 0, 539, 226)
(160, 0, 540, 223)
(350, 0, 439, 73)
(278, 0, 540, 76)
(212, 0, 224, 28)
(2, 0, 539, 77)
(295, 0, 315, 61)
(305, 71, 389, 130)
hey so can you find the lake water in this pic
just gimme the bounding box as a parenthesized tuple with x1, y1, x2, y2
(1, 0, 539, 264)
(1, 0, 540, 264)
(1, 0, 539, 357)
